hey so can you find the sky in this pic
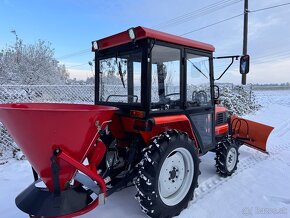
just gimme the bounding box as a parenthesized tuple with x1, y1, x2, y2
(0, 0, 290, 84)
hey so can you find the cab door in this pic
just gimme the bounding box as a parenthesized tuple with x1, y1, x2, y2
(184, 50, 215, 154)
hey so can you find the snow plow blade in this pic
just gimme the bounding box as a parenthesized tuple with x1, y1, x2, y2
(0, 103, 117, 217)
(231, 116, 274, 153)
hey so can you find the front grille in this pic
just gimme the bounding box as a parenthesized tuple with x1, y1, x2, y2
(216, 112, 227, 125)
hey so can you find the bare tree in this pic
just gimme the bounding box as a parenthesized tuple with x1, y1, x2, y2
(0, 37, 69, 85)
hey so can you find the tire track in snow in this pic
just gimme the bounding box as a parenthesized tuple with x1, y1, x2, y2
(273, 119, 290, 137)
(263, 195, 290, 205)
(187, 142, 290, 207)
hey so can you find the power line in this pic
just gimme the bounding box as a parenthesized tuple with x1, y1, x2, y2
(251, 53, 290, 65)
(55, 1, 244, 59)
(214, 47, 290, 68)
(57, 49, 91, 60)
(253, 50, 290, 62)
(180, 13, 243, 36)
(249, 2, 290, 13)
(179, 2, 290, 37)
(153, 0, 230, 28)
(55, 2, 290, 61)
(66, 63, 89, 68)
(153, 0, 242, 29)
(57, 1, 242, 60)
(255, 47, 290, 57)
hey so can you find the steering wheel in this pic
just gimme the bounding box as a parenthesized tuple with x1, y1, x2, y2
(165, 93, 180, 109)
(106, 94, 138, 102)
(151, 93, 180, 110)
(164, 93, 180, 98)
(192, 90, 208, 104)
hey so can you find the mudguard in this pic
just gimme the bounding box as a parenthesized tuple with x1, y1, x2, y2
(231, 116, 274, 153)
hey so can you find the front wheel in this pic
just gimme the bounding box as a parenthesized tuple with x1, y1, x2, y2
(215, 139, 239, 177)
(135, 130, 200, 218)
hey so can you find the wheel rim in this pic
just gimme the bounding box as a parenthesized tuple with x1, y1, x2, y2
(158, 147, 194, 206)
(226, 147, 237, 172)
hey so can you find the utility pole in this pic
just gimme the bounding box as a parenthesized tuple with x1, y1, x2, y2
(242, 0, 248, 85)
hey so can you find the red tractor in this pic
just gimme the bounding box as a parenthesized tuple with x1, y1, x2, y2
(0, 26, 273, 218)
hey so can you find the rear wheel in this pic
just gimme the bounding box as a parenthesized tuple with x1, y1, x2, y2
(215, 139, 239, 177)
(135, 130, 200, 218)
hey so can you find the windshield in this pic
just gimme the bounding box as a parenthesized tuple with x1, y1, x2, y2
(98, 50, 142, 103)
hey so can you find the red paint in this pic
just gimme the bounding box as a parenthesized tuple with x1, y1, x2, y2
(214, 106, 229, 135)
(87, 140, 107, 172)
(215, 105, 228, 114)
(58, 150, 106, 195)
(110, 114, 199, 148)
(96, 26, 215, 52)
(0, 103, 117, 191)
(144, 115, 198, 147)
(215, 124, 229, 135)
(154, 114, 189, 125)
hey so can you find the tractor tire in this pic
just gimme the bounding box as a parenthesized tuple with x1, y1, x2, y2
(135, 130, 200, 218)
(215, 139, 239, 177)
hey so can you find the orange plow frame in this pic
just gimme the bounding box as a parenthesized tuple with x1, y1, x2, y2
(231, 116, 274, 153)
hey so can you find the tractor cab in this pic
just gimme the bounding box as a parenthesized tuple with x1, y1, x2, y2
(93, 26, 217, 154)
(93, 26, 214, 112)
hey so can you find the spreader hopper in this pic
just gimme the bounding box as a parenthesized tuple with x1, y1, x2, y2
(0, 103, 117, 217)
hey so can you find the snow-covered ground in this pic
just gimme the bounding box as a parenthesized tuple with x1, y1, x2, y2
(0, 90, 290, 218)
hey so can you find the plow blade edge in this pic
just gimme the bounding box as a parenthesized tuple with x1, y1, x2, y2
(231, 116, 274, 153)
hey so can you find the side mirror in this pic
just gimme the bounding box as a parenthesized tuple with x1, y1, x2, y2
(214, 85, 220, 100)
(240, 55, 250, 74)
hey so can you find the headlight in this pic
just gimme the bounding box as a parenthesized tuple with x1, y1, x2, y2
(92, 41, 98, 51)
(128, 28, 136, 40)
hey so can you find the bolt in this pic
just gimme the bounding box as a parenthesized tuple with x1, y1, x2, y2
(54, 148, 61, 155)
(95, 120, 99, 126)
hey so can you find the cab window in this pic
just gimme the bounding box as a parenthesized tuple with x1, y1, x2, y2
(186, 53, 211, 107)
(99, 50, 142, 103)
(151, 45, 181, 111)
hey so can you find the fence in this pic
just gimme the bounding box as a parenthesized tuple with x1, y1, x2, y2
(0, 85, 94, 104)
(0, 84, 257, 163)
(0, 85, 94, 163)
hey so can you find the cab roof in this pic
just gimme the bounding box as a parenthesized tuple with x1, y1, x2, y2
(96, 26, 215, 52)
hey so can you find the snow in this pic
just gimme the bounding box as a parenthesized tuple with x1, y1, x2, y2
(1, 90, 290, 218)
